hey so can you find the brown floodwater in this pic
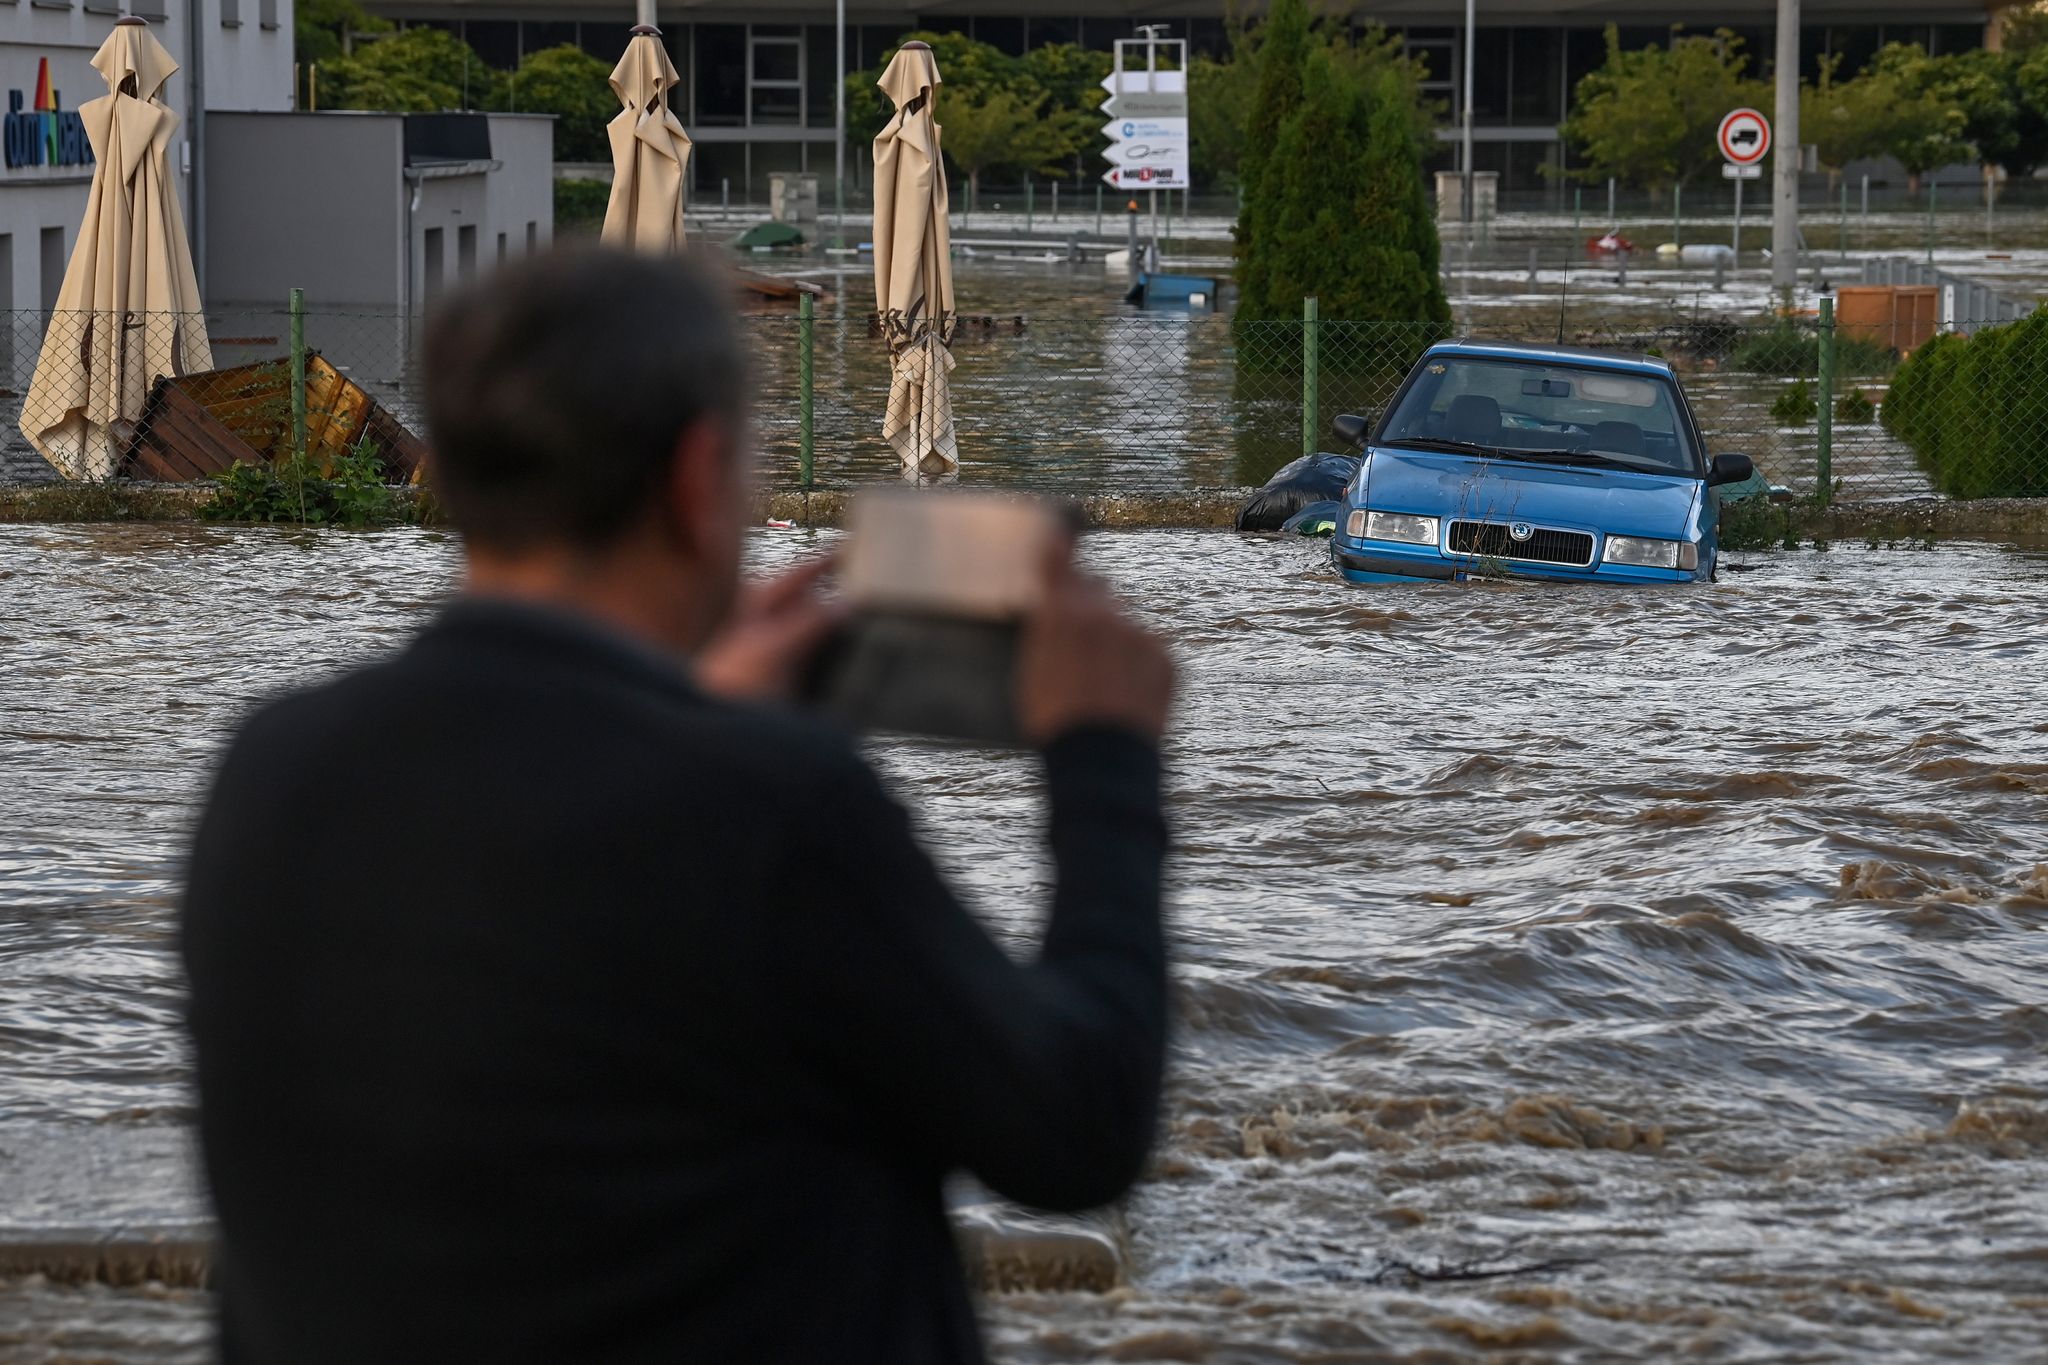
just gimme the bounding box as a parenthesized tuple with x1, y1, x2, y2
(2, 523, 2046, 1362)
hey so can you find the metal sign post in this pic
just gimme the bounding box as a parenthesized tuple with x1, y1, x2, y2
(1102, 27, 1190, 266)
(1718, 108, 1771, 264)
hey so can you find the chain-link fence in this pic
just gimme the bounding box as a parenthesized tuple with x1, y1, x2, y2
(5, 298, 2045, 501)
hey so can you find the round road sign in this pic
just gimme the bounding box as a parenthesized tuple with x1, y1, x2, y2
(1718, 108, 1771, 166)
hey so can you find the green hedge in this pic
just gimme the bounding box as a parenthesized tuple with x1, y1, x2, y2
(1881, 310, 2048, 498)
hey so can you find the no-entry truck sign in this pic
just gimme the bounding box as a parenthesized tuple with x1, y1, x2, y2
(1718, 108, 1771, 167)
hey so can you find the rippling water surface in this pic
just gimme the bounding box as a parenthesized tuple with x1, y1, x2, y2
(3, 523, 2046, 1361)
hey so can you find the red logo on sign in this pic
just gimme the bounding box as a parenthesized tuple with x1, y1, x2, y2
(1718, 108, 1771, 166)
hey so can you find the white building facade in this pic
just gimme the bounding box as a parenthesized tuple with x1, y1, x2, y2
(0, 0, 295, 315)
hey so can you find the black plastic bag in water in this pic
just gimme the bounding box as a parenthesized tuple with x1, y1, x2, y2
(1235, 453, 1362, 532)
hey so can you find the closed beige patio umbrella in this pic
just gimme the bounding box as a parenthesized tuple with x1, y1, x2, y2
(601, 26, 691, 252)
(22, 16, 211, 481)
(872, 41, 959, 482)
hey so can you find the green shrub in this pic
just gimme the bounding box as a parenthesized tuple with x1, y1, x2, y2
(1769, 378, 1817, 423)
(1833, 387, 1876, 423)
(202, 437, 406, 527)
(554, 177, 611, 231)
(1728, 325, 1895, 377)
(1881, 310, 2048, 497)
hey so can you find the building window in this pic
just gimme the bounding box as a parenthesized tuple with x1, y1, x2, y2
(467, 20, 519, 70)
(496, 232, 507, 265)
(974, 17, 1025, 58)
(259, 0, 278, 31)
(749, 31, 802, 126)
(85, 0, 123, 16)
(1028, 18, 1076, 50)
(1509, 27, 1564, 124)
(220, 0, 240, 28)
(525, 221, 537, 253)
(523, 21, 578, 56)
(580, 23, 629, 66)
(804, 25, 838, 129)
(695, 24, 746, 127)
(131, 0, 168, 18)
(28, 0, 74, 11)
(458, 225, 477, 282)
(423, 227, 444, 302)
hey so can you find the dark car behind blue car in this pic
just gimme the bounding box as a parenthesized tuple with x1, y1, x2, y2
(1330, 341, 1754, 585)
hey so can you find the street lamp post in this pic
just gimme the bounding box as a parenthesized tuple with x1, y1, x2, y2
(835, 0, 846, 248)
(1770, 0, 1801, 293)
(1461, 0, 1476, 225)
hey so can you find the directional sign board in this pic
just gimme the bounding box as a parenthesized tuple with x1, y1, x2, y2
(1101, 63, 1188, 189)
(1718, 108, 1771, 167)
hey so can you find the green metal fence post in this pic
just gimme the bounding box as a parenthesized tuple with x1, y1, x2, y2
(1025, 179, 1034, 234)
(1926, 180, 1937, 263)
(1816, 295, 1835, 507)
(1094, 182, 1103, 237)
(1573, 186, 1582, 242)
(1302, 296, 1320, 458)
(798, 291, 815, 495)
(289, 286, 306, 462)
(1673, 182, 1682, 250)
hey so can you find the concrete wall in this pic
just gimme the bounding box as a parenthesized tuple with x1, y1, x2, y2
(484, 114, 555, 263)
(209, 111, 555, 315)
(205, 112, 405, 309)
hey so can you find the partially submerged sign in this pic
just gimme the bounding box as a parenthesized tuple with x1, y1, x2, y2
(1100, 43, 1188, 190)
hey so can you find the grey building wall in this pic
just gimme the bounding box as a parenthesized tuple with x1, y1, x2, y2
(485, 114, 555, 263)
(205, 112, 407, 309)
(207, 110, 555, 314)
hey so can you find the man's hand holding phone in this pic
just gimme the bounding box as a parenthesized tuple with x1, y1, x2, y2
(1016, 549, 1174, 747)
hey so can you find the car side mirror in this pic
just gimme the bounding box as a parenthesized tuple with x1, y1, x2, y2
(1332, 412, 1371, 446)
(1707, 453, 1754, 487)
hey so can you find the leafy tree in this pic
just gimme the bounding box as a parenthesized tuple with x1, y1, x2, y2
(1801, 56, 1898, 187)
(937, 88, 1068, 199)
(848, 32, 1102, 186)
(1236, 46, 1448, 326)
(295, 0, 390, 67)
(510, 45, 616, 162)
(1560, 26, 1770, 191)
(2002, 1, 2048, 55)
(1240, 0, 1312, 216)
(320, 27, 501, 113)
(1198, 7, 1431, 195)
(1017, 43, 1113, 178)
(1869, 44, 1975, 189)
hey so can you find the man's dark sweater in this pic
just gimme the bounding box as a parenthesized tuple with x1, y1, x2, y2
(181, 600, 1168, 1364)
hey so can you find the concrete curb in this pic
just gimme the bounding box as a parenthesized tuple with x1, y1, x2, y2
(0, 1214, 1128, 1295)
(2, 482, 2045, 541)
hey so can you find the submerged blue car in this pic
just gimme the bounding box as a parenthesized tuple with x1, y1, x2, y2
(1329, 341, 1753, 585)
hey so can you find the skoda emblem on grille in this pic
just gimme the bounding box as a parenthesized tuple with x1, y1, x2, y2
(1508, 521, 1535, 543)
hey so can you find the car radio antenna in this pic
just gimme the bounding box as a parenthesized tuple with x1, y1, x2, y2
(1556, 249, 1570, 344)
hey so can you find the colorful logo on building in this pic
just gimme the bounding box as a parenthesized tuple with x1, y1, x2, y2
(5, 59, 96, 171)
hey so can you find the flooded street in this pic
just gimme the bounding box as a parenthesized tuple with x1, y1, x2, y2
(3, 523, 2046, 1360)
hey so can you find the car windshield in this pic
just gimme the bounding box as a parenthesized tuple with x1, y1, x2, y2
(1380, 355, 1700, 475)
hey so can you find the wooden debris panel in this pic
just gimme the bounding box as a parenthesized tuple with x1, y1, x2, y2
(122, 355, 427, 484)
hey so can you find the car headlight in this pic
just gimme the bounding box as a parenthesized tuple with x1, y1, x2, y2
(1603, 536, 1697, 570)
(1357, 510, 1439, 545)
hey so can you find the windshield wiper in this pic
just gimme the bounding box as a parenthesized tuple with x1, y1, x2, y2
(1380, 436, 1497, 457)
(1385, 437, 1640, 472)
(1512, 448, 1645, 471)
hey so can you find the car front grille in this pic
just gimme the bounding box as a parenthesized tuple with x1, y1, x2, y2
(1447, 520, 1595, 567)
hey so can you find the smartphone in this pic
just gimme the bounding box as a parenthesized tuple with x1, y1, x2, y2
(803, 491, 1070, 744)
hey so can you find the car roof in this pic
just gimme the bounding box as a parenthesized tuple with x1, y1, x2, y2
(1423, 338, 1675, 377)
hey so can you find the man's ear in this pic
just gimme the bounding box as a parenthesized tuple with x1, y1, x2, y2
(661, 414, 735, 557)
